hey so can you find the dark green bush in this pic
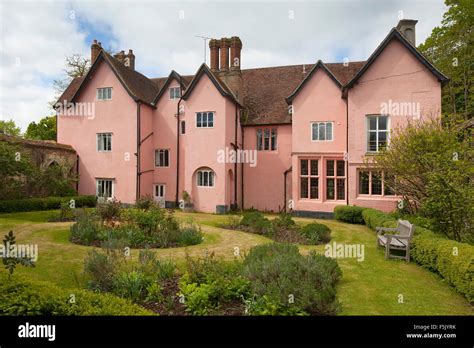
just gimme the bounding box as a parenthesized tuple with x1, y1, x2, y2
(411, 230, 473, 303)
(299, 223, 331, 244)
(179, 254, 250, 315)
(178, 221, 203, 246)
(0, 277, 153, 315)
(334, 205, 366, 224)
(135, 195, 157, 211)
(362, 208, 397, 230)
(0, 195, 96, 213)
(243, 243, 341, 315)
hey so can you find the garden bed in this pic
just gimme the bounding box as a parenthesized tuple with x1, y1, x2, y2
(223, 211, 331, 245)
(69, 199, 203, 249)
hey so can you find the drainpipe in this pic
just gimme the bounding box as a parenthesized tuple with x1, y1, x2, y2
(283, 167, 292, 212)
(176, 97, 182, 207)
(234, 104, 239, 208)
(136, 101, 142, 200)
(241, 125, 245, 210)
(344, 88, 349, 206)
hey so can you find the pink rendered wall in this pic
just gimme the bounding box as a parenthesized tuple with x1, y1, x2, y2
(243, 124, 292, 212)
(181, 74, 230, 213)
(153, 80, 181, 203)
(347, 38, 442, 212)
(57, 61, 137, 203)
(290, 68, 347, 213)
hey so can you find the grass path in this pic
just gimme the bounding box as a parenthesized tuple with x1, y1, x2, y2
(0, 210, 472, 315)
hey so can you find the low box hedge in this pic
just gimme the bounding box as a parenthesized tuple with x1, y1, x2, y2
(0, 195, 97, 213)
(360, 207, 473, 303)
(0, 277, 153, 315)
(334, 205, 366, 224)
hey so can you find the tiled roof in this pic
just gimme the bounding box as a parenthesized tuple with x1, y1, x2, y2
(241, 61, 366, 125)
(56, 57, 365, 125)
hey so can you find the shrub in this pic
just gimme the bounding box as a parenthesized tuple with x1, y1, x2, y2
(299, 223, 331, 244)
(96, 199, 122, 221)
(83, 249, 120, 292)
(0, 195, 96, 213)
(135, 195, 157, 211)
(240, 211, 274, 235)
(179, 254, 250, 315)
(411, 230, 473, 303)
(178, 220, 203, 246)
(0, 277, 153, 315)
(243, 243, 341, 315)
(362, 208, 397, 230)
(271, 213, 296, 230)
(363, 207, 474, 303)
(70, 211, 102, 245)
(334, 205, 366, 224)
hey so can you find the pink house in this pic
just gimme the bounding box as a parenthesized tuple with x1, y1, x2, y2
(56, 19, 447, 216)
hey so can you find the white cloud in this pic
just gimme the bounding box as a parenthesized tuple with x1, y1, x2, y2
(0, 0, 447, 131)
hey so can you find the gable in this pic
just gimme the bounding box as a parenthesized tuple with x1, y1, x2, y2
(346, 28, 448, 89)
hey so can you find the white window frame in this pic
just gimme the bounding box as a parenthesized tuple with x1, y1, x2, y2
(311, 122, 334, 141)
(196, 111, 214, 128)
(96, 179, 114, 199)
(197, 169, 215, 187)
(97, 133, 112, 152)
(97, 87, 112, 100)
(155, 149, 170, 167)
(169, 87, 181, 100)
(366, 115, 390, 153)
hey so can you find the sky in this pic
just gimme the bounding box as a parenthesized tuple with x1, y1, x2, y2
(0, 0, 447, 131)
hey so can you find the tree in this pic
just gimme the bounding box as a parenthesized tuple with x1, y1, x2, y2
(50, 54, 91, 107)
(0, 119, 21, 136)
(0, 142, 34, 199)
(418, 0, 474, 121)
(371, 118, 473, 243)
(24, 115, 56, 140)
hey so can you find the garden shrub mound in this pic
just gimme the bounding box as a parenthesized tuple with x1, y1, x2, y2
(0, 277, 153, 315)
(243, 243, 342, 315)
(84, 243, 342, 316)
(70, 203, 203, 248)
(359, 207, 474, 303)
(334, 205, 365, 224)
(230, 211, 331, 245)
(0, 195, 97, 213)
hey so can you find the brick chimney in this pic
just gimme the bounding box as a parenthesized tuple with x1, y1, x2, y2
(91, 40, 102, 63)
(114, 50, 126, 64)
(219, 38, 230, 71)
(209, 39, 220, 70)
(125, 49, 135, 70)
(212, 36, 243, 103)
(396, 19, 418, 46)
(229, 36, 242, 71)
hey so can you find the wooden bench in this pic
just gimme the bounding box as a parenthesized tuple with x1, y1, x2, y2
(376, 219, 414, 262)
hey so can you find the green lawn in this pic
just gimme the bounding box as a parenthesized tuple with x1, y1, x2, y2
(0, 210, 472, 315)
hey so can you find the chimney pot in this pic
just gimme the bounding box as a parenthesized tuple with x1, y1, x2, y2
(209, 39, 220, 70)
(219, 38, 230, 71)
(230, 36, 242, 70)
(396, 19, 418, 46)
(91, 39, 103, 64)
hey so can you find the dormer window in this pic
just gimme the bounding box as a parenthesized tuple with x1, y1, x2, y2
(97, 87, 112, 100)
(169, 87, 181, 99)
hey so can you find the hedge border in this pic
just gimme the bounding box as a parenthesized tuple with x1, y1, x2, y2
(0, 196, 97, 213)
